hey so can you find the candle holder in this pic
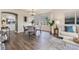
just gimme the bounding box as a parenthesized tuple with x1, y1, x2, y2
(53, 20, 60, 37)
(54, 25, 59, 37)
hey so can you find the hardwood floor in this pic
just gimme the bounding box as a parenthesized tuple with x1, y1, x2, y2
(5, 32, 38, 50)
(5, 31, 65, 50)
(3, 31, 79, 50)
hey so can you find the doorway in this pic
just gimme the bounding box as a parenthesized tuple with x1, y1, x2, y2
(1, 12, 18, 32)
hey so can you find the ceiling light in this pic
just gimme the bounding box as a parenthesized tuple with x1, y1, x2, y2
(29, 9, 36, 16)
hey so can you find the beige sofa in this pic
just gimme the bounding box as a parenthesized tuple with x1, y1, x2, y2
(59, 31, 78, 40)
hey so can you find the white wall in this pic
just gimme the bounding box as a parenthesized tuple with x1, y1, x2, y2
(0, 10, 2, 28)
(0, 9, 78, 33)
(50, 10, 78, 32)
(50, 11, 65, 33)
(53, 12, 65, 31)
(33, 11, 65, 33)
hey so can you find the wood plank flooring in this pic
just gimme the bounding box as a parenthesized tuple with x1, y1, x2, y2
(5, 31, 65, 50)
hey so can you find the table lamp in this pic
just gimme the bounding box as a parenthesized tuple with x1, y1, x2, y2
(54, 20, 60, 37)
(75, 35, 78, 38)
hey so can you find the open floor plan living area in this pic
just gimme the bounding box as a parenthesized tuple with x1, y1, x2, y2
(1, 9, 79, 50)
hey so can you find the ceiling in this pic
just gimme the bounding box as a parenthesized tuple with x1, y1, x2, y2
(22, 9, 52, 14)
(21, 9, 79, 16)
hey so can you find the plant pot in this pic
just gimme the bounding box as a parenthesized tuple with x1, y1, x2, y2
(50, 27, 52, 34)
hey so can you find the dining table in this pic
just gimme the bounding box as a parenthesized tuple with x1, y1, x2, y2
(23, 25, 36, 39)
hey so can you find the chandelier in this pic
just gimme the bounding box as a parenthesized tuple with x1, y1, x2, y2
(30, 9, 36, 16)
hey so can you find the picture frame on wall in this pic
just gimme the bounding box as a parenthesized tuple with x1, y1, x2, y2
(24, 16, 27, 22)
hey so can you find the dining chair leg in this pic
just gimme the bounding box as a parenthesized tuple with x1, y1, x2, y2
(28, 32, 31, 40)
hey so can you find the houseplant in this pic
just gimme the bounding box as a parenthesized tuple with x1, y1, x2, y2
(46, 17, 54, 34)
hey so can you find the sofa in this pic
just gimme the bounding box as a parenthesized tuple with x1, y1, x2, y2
(59, 31, 78, 40)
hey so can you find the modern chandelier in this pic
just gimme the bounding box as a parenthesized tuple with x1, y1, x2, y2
(30, 9, 36, 16)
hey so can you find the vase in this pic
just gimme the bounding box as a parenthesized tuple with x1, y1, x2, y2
(50, 26, 52, 34)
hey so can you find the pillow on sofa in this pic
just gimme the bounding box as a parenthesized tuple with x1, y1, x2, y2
(65, 26, 76, 32)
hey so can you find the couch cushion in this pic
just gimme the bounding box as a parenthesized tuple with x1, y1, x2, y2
(65, 26, 76, 32)
(60, 31, 78, 38)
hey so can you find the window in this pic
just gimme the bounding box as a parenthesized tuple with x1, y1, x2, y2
(65, 17, 75, 24)
(65, 12, 75, 32)
(76, 12, 79, 24)
(34, 15, 49, 25)
(77, 17, 79, 24)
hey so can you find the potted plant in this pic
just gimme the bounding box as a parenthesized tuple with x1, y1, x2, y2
(46, 17, 54, 34)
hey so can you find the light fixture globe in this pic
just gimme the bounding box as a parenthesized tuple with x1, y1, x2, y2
(29, 9, 36, 16)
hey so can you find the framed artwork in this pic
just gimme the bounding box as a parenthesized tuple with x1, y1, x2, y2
(24, 16, 27, 22)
